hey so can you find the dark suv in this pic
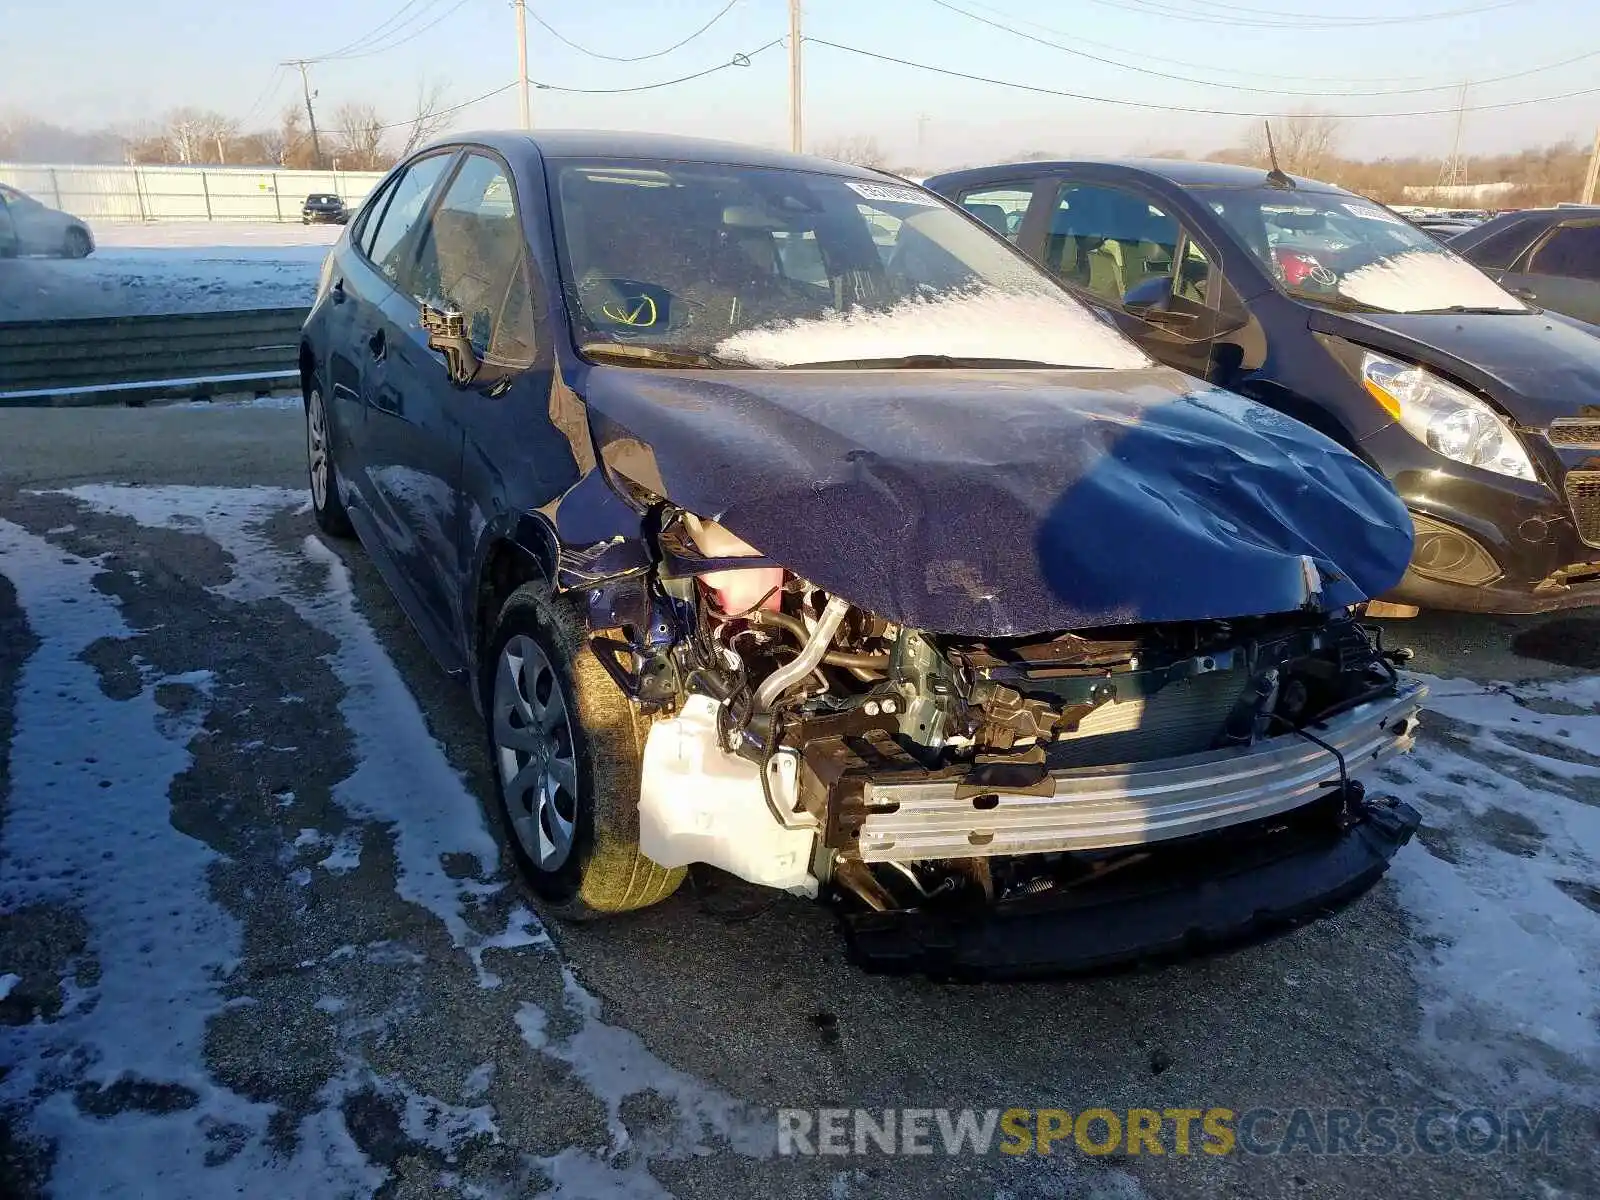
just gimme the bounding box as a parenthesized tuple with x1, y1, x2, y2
(929, 160, 1600, 614)
(302, 193, 349, 225)
(298, 132, 1424, 976)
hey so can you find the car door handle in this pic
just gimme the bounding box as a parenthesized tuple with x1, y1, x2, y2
(368, 328, 386, 362)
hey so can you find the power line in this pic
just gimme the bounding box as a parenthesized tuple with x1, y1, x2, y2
(803, 37, 1600, 119)
(1077, 0, 1520, 29)
(533, 41, 780, 93)
(314, 0, 437, 60)
(1111, 0, 1513, 19)
(525, 0, 743, 63)
(282, 41, 779, 150)
(943, 0, 1460, 84)
(311, 0, 478, 62)
(239, 65, 288, 127)
(929, 0, 1600, 98)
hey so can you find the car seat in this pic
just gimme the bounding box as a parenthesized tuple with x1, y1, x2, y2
(964, 202, 1010, 237)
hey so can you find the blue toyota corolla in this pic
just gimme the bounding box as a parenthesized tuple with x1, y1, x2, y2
(299, 131, 1425, 977)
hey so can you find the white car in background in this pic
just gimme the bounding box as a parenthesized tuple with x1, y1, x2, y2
(0, 184, 94, 258)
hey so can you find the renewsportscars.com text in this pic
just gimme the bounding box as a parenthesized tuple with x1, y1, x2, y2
(776, 1107, 1560, 1158)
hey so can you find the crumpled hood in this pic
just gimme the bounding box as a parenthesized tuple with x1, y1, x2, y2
(1310, 307, 1600, 427)
(582, 364, 1414, 637)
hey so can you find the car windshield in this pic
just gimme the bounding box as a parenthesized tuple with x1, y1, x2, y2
(1205, 187, 1526, 314)
(548, 158, 1147, 369)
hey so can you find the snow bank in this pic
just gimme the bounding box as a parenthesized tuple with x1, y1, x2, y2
(716, 288, 1149, 370)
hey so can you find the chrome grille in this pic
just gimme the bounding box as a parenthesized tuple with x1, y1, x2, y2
(1051, 667, 1249, 768)
(1567, 471, 1600, 548)
(1547, 419, 1600, 448)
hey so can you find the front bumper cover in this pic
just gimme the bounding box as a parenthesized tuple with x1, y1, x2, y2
(843, 785, 1422, 980)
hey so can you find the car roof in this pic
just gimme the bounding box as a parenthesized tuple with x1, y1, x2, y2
(439, 129, 894, 180)
(928, 157, 1348, 194)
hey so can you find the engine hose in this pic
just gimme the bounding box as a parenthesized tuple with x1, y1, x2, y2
(753, 595, 851, 712)
(747, 609, 890, 672)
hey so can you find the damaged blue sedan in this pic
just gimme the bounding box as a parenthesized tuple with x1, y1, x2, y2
(298, 131, 1425, 977)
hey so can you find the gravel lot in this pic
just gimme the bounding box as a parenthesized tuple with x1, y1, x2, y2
(0, 403, 1597, 1199)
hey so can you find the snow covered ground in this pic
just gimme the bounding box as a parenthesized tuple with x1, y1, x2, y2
(0, 222, 333, 321)
(0, 466, 1595, 1197)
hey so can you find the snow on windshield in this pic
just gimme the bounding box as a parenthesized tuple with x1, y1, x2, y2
(1337, 248, 1527, 314)
(714, 287, 1151, 369)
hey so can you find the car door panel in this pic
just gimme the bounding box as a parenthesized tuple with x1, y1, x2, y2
(1035, 176, 1224, 379)
(328, 152, 457, 626)
(1500, 221, 1600, 326)
(365, 282, 467, 667)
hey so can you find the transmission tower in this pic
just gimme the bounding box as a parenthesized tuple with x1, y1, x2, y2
(1435, 81, 1470, 194)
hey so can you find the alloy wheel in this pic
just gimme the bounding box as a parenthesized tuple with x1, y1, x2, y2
(493, 633, 579, 871)
(307, 389, 330, 510)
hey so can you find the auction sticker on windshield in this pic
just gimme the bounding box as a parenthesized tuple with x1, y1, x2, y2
(846, 180, 940, 206)
(1342, 202, 1406, 225)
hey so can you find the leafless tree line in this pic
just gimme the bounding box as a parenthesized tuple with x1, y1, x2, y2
(0, 79, 455, 172)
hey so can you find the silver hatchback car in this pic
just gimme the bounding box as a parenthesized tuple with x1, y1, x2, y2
(0, 183, 94, 258)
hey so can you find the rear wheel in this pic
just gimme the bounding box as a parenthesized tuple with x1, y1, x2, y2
(306, 385, 353, 537)
(62, 228, 90, 258)
(485, 583, 683, 919)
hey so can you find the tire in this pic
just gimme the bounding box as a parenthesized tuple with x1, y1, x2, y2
(305, 383, 354, 537)
(62, 227, 91, 259)
(483, 583, 684, 919)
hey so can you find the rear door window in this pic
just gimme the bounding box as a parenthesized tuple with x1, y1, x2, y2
(409, 152, 537, 367)
(1046, 183, 1181, 306)
(363, 152, 454, 287)
(956, 184, 1035, 243)
(1528, 223, 1600, 281)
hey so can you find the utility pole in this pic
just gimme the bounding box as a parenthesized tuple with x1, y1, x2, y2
(514, 0, 531, 129)
(788, 0, 803, 153)
(284, 59, 323, 169)
(1583, 125, 1600, 205)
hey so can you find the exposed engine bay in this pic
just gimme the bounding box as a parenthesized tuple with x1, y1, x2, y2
(579, 506, 1425, 918)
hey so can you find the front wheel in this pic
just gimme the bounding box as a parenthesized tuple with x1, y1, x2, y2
(62, 228, 91, 258)
(484, 583, 683, 919)
(306, 384, 353, 537)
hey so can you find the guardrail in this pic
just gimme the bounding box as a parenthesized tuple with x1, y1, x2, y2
(0, 306, 309, 407)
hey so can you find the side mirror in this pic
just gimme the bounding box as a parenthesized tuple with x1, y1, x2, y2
(420, 304, 480, 387)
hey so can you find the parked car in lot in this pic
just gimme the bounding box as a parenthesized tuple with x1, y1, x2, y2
(299, 132, 1424, 976)
(302, 193, 350, 224)
(1451, 206, 1600, 326)
(1410, 216, 1481, 240)
(0, 184, 93, 257)
(929, 159, 1600, 615)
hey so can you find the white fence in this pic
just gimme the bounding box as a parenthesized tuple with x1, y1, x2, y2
(0, 162, 389, 223)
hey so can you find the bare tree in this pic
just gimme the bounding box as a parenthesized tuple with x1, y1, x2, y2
(332, 102, 387, 171)
(278, 104, 316, 169)
(1245, 110, 1342, 180)
(161, 107, 239, 164)
(396, 79, 454, 159)
(811, 135, 887, 168)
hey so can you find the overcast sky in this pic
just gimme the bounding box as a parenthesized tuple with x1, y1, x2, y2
(4, 0, 1598, 167)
